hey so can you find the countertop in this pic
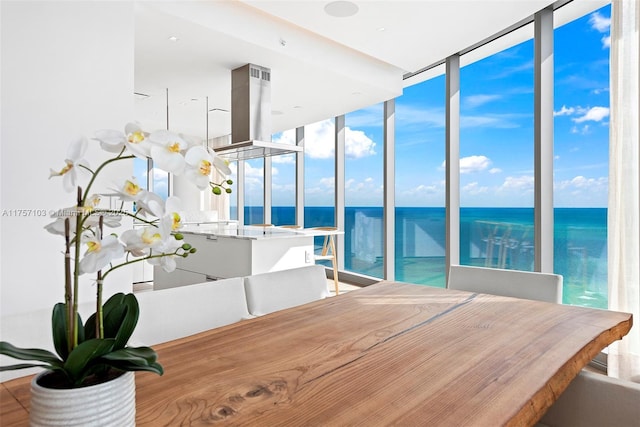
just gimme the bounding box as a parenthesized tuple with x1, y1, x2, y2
(178, 223, 311, 240)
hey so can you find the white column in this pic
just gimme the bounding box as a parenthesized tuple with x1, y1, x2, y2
(236, 160, 245, 225)
(534, 7, 554, 273)
(263, 156, 272, 224)
(445, 54, 461, 282)
(383, 99, 396, 281)
(335, 115, 346, 270)
(295, 126, 305, 227)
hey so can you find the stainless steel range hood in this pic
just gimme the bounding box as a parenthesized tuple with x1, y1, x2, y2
(213, 64, 302, 161)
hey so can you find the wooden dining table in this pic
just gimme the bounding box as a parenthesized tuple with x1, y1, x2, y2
(1, 281, 632, 426)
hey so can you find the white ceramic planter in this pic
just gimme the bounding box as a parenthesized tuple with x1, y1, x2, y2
(29, 371, 136, 427)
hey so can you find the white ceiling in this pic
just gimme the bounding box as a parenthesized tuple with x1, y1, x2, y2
(134, 0, 593, 140)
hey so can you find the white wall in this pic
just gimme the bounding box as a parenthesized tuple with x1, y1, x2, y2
(1, 1, 135, 380)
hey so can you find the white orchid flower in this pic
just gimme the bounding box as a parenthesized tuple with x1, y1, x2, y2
(107, 178, 144, 202)
(49, 137, 90, 192)
(163, 196, 184, 231)
(146, 216, 183, 272)
(184, 146, 213, 190)
(45, 210, 122, 236)
(86, 194, 102, 210)
(134, 190, 164, 218)
(93, 129, 126, 154)
(94, 123, 151, 159)
(121, 226, 162, 257)
(213, 155, 232, 176)
(79, 233, 125, 274)
(148, 130, 187, 175)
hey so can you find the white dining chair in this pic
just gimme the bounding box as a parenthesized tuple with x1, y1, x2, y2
(131, 277, 251, 346)
(537, 370, 640, 427)
(244, 264, 331, 316)
(448, 265, 563, 303)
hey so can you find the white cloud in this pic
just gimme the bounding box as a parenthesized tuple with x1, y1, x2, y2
(463, 94, 501, 109)
(462, 182, 489, 195)
(460, 155, 491, 174)
(571, 124, 591, 135)
(441, 155, 494, 174)
(319, 177, 334, 188)
(271, 153, 296, 165)
(555, 176, 608, 191)
(300, 119, 376, 159)
(395, 104, 444, 128)
(589, 12, 610, 33)
(345, 177, 376, 193)
(572, 106, 609, 123)
(460, 113, 523, 129)
(601, 35, 611, 49)
(404, 184, 439, 196)
(500, 175, 534, 192)
(345, 128, 376, 158)
(554, 105, 575, 116)
(244, 162, 263, 178)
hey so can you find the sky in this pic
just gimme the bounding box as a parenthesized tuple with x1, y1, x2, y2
(137, 4, 610, 210)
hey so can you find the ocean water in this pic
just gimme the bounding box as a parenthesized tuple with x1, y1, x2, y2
(237, 206, 607, 309)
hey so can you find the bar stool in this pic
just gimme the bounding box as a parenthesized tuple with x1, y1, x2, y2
(312, 227, 339, 295)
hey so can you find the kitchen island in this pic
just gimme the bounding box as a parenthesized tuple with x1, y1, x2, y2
(154, 223, 317, 289)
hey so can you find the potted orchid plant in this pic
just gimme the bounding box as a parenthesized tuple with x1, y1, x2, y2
(0, 123, 232, 423)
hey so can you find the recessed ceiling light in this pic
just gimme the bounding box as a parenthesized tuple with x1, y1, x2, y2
(293, 105, 303, 109)
(324, 1, 359, 18)
(168, 36, 179, 42)
(377, 27, 386, 32)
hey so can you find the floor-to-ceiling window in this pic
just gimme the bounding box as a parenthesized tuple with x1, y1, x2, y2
(133, 158, 169, 202)
(244, 158, 264, 225)
(395, 74, 446, 286)
(344, 103, 384, 278)
(303, 119, 336, 266)
(459, 30, 535, 272)
(271, 129, 296, 226)
(304, 119, 336, 228)
(553, 4, 610, 308)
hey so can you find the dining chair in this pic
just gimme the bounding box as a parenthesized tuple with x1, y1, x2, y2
(131, 277, 251, 345)
(447, 265, 563, 303)
(243, 264, 330, 316)
(537, 370, 640, 427)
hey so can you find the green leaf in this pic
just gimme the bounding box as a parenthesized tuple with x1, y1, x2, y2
(102, 293, 127, 340)
(101, 347, 163, 376)
(52, 303, 68, 360)
(113, 294, 139, 349)
(0, 341, 63, 367)
(0, 363, 53, 372)
(64, 338, 115, 382)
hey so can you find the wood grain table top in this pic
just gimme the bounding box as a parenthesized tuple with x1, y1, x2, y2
(1, 281, 632, 426)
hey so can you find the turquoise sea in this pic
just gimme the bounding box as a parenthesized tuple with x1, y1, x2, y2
(237, 206, 607, 309)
